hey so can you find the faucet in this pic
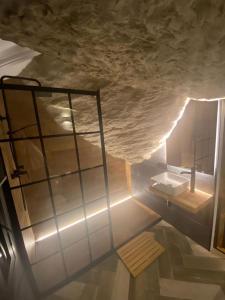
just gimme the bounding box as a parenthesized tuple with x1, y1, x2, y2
(180, 166, 195, 193)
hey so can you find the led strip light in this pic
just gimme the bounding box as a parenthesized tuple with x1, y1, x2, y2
(36, 195, 132, 242)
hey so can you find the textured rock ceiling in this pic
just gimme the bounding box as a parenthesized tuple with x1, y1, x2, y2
(1, 0, 225, 163)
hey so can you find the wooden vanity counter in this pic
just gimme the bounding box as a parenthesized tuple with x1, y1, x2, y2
(149, 186, 213, 214)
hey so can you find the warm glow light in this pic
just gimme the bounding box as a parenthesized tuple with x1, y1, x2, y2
(194, 188, 213, 198)
(190, 97, 225, 102)
(145, 97, 190, 158)
(151, 183, 212, 198)
(62, 120, 72, 130)
(35, 195, 132, 242)
(148, 95, 224, 158)
(161, 97, 190, 143)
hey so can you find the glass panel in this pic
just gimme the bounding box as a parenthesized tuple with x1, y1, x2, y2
(215, 118, 225, 253)
(77, 135, 102, 170)
(36, 92, 72, 136)
(71, 94, 99, 133)
(44, 137, 78, 176)
(87, 211, 109, 234)
(82, 167, 105, 203)
(166, 100, 217, 175)
(14, 139, 47, 184)
(32, 253, 66, 292)
(196, 138, 215, 174)
(11, 188, 31, 229)
(89, 226, 111, 260)
(63, 238, 90, 276)
(23, 220, 60, 264)
(5, 89, 39, 138)
(57, 208, 86, 248)
(22, 182, 54, 225)
(22, 227, 36, 264)
(51, 173, 82, 215)
(107, 155, 130, 205)
(86, 197, 107, 217)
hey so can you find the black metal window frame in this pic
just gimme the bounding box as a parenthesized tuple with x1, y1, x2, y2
(0, 76, 114, 297)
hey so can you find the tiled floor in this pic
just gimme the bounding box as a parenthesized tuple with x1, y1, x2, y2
(130, 221, 225, 300)
(46, 221, 225, 300)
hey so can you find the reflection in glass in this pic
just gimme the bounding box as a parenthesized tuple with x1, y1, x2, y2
(14, 139, 47, 184)
(77, 135, 102, 170)
(11, 188, 31, 229)
(86, 197, 107, 217)
(63, 238, 90, 275)
(22, 227, 36, 264)
(32, 253, 66, 292)
(87, 211, 109, 234)
(36, 92, 72, 136)
(57, 208, 86, 248)
(71, 94, 99, 133)
(5, 89, 39, 138)
(44, 137, 78, 176)
(51, 173, 82, 215)
(23, 220, 60, 264)
(82, 167, 105, 203)
(89, 226, 111, 260)
(167, 101, 217, 175)
(22, 182, 53, 225)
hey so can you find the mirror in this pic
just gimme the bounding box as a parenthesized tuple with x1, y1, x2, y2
(166, 100, 218, 175)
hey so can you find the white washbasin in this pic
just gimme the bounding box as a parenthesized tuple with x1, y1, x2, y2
(150, 171, 189, 196)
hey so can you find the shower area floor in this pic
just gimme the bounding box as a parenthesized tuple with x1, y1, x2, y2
(46, 221, 225, 300)
(25, 197, 160, 293)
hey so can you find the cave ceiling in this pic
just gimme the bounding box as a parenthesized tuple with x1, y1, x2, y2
(0, 0, 225, 163)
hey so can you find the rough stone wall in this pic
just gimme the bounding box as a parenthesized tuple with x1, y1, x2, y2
(0, 0, 225, 163)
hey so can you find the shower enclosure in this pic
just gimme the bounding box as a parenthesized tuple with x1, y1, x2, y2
(0, 76, 114, 297)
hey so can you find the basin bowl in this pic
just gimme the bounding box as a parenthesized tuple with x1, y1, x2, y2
(150, 171, 190, 196)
